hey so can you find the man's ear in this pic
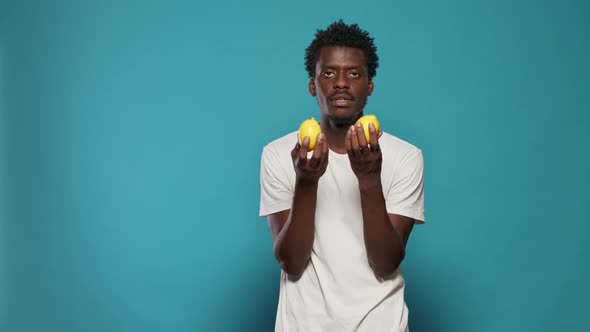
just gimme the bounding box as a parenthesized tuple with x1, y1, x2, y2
(368, 80, 374, 96)
(309, 79, 316, 96)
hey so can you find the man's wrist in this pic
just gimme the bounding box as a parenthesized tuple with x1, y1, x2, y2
(358, 176, 382, 191)
(295, 177, 320, 188)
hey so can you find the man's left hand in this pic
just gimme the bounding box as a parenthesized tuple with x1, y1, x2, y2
(345, 122, 383, 185)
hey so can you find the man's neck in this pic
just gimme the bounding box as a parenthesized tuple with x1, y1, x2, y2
(320, 115, 359, 154)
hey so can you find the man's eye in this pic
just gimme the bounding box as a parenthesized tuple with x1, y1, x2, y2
(323, 72, 335, 78)
(349, 72, 360, 78)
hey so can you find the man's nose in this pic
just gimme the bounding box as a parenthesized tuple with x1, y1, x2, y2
(333, 72, 349, 89)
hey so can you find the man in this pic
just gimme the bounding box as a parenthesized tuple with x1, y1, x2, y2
(259, 20, 425, 332)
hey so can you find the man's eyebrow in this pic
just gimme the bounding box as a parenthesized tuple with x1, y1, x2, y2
(319, 65, 363, 70)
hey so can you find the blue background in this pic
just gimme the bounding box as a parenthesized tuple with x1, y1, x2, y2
(1, 0, 589, 331)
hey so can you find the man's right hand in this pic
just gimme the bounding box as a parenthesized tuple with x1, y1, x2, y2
(291, 133, 329, 183)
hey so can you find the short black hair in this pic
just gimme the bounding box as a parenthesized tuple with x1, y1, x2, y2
(305, 19, 379, 79)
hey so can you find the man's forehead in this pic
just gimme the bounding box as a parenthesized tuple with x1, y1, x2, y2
(316, 46, 367, 68)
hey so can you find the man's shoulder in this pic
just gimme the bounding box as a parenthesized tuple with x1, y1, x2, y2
(380, 131, 422, 156)
(262, 131, 298, 154)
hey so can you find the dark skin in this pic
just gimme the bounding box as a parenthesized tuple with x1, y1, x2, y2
(268, 46, 414, 280)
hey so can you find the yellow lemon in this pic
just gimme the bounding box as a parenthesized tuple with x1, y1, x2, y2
(299, 117, 322, 150)
(356, 114, 380, 143)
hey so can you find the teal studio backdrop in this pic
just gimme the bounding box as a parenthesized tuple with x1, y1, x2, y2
(1, 0, 589, 331)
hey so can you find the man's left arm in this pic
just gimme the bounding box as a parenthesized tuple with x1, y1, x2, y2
(359, 182, 415, 279)
(346, 122, 420, 279)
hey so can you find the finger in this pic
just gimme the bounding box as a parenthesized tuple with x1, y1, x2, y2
(350, 125, 361, 157)
(355, 123, 368, 155)
(345, 126, 355, 159)
(292, 139, 301, 158)
(299, 136, 310, 161)
(356, 122, 368, 148)
(369, 123, 380, 152)
(310, 133, 323, 168)
(378, 130, 383, 139)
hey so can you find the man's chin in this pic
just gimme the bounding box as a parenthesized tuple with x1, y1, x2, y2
(327, 112, 361, 127)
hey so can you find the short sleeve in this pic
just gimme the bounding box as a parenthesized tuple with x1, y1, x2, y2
(259, 146, 294, 217)
(386, 149, 425, 224)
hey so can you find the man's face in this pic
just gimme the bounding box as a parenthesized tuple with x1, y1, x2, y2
(309, 46, 374, 126)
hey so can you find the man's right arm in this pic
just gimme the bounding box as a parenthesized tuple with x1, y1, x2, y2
(268, 179, 318, 280)
(267, 134, 328, 280)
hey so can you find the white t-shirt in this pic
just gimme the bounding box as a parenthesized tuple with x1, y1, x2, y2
(259, 130, 425, 332)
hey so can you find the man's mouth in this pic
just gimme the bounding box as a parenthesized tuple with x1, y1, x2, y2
(330, 93, 353, 101)
(329, 93, 354, 107)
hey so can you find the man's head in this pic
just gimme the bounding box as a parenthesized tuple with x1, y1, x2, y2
(305, 20, 379, 126)
(305, 20, 379, 80)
